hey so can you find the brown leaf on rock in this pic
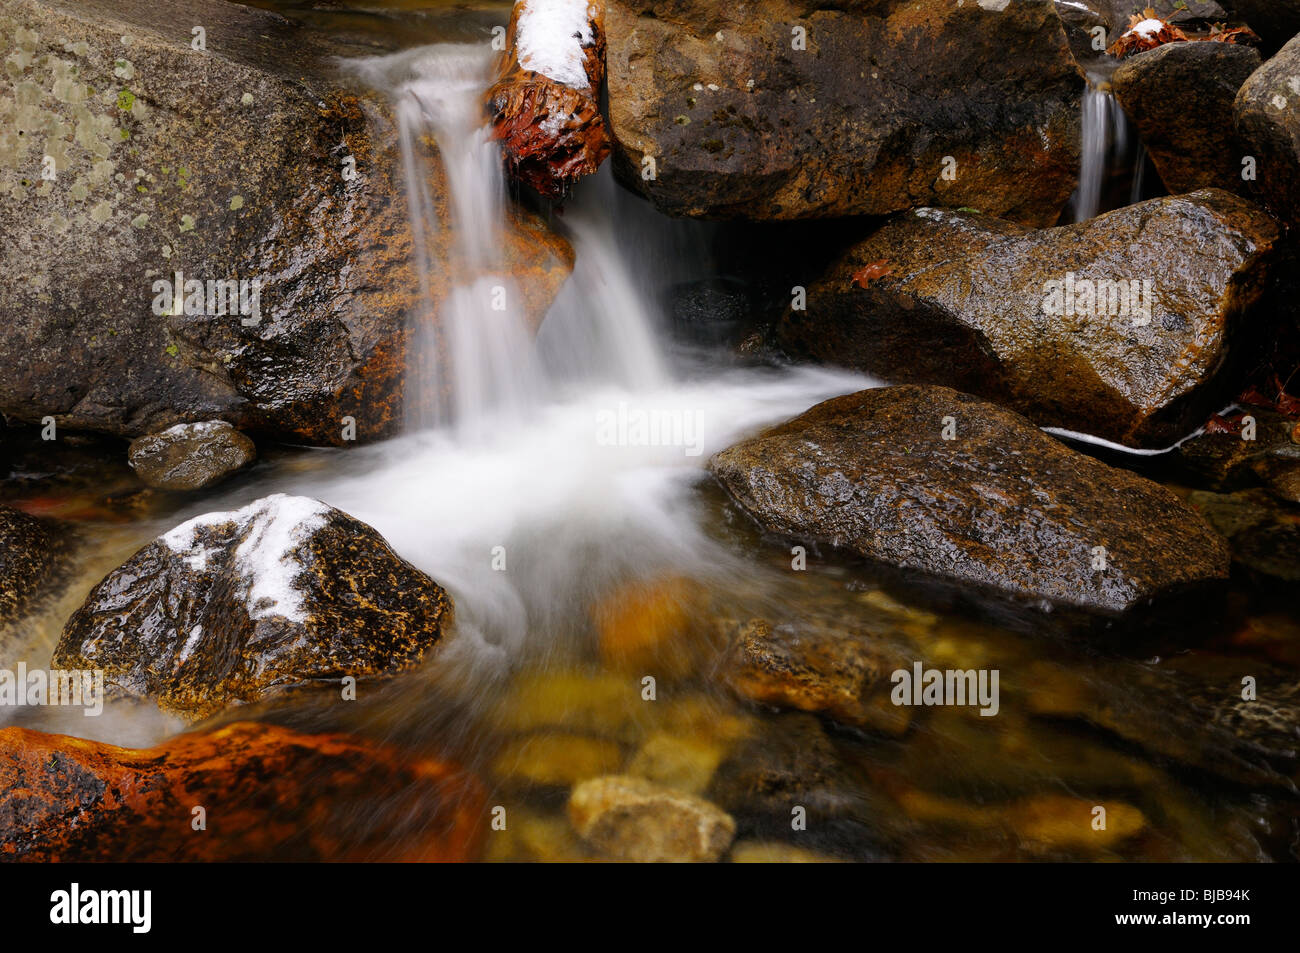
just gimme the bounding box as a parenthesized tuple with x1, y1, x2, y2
(1109, 9, 1259, 59)
(851, 260, 895, 288)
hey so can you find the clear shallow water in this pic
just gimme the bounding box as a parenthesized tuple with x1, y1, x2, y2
(2, 15, 1297, 862)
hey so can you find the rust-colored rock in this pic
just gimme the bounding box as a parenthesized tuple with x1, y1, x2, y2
(487, 0, 611, 198)
(0, 722, 485, 861)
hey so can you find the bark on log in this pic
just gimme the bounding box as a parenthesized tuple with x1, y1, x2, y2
(487, 0, 611, 199)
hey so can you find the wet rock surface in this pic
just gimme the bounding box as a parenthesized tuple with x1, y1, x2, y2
(605, 0, 1081, 224)
(707, 712, 868, 819)
(710, 386, 1231, 614)
(1188, 488, 1300, 588)
(778, 192, 1279, 447)
(1236, 33, 1300, 225)
(568, 774, 736, 862)
(1025, 653, 1300, 788)
(0, 0, 572, 445)
(722, 618, 912, 735)
(0, 721, 484, 861)
(53, 494, 453, 721)
(126, 420, 255, 491)
(1174, 407, 1300, 496)
(1112, 41, 1260, 194)
(0, 504, 62, 626)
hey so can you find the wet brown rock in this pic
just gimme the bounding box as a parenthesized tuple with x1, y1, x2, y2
(0, 505, 61, 626)
(1222, 1, 1300, 52)
(1112, 41, 1260, 193)
(593, 575, 706, 676)
(729, 840, 840, 863)
(778, 192, 1280, 447)
(568, 774, 735, 862)
(127, 420, 255, 491)
(707, 712, 866, 819)
(483, 806, 589, 862)
(723, 618, 911, 735)
(1188, 488, 1300, 587)
(1236, 33, 1300, 225)
(493, 668, 648, 742)
(892, 784, 1146, 853)
(626, 730, 729, 795)
(1024, 653, 1300, 788)
(710, 386, 1231, 613)
(52, 494, 452, 721)
(0, 721, 484, 861)
(486, 0, 611, 198)
(605, 0, 1081, 224)
(1174, 407, 1297, 489)
(0, 0, 572, 446)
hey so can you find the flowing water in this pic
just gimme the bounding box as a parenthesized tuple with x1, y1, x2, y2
(1070, 72, 1138, 222)
(3, 21, 1298, 862)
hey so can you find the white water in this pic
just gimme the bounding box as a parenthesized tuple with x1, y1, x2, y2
(1071, 74, 1133, 222)
(262, 45, 873, 680)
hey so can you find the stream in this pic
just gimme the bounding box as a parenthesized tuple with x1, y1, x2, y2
(1, 0, 1297, 864)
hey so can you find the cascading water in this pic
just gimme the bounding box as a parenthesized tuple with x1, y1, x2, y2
(354, 45, 546, 431)
(1070, 73, 1134, 222)
(243, 44, 873, 679)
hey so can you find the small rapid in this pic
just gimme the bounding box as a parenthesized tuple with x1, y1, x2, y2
(257, 44, 874, 680)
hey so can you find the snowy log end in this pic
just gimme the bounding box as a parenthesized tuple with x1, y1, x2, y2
(487, 0, 611, 199)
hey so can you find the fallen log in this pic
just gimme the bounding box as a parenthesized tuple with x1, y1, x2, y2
(486, 0, 611, 199)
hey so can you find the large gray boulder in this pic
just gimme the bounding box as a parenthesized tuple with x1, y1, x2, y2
(0, 0, 571, 445)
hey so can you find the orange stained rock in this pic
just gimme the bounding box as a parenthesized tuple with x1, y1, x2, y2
(0, 721, 485, 862)
(593, 576, 703, 676)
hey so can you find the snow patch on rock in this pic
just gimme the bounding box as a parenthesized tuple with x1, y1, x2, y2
(156, 420, 234, 439)
(1130, 18, 1165, 38)
(161, 494, 331, 623)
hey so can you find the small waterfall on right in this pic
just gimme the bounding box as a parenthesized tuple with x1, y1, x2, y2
(1070, 72, 1139, 222)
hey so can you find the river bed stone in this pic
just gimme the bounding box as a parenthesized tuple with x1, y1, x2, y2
(710, 385, 1231, 614)
(52, 493, 453, 721)
(569, 774, 736, 862)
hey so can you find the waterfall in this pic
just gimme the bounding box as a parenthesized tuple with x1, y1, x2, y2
(1070, 74, 1134, 222)
(244, 44, 877, 673)
(350, 44, 673, 433)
